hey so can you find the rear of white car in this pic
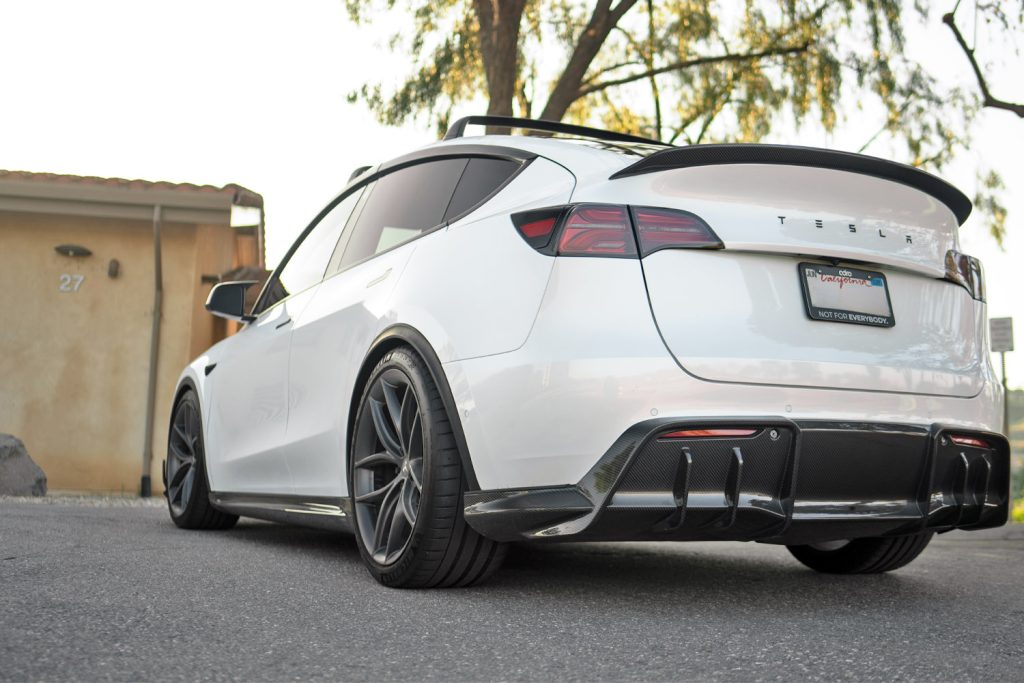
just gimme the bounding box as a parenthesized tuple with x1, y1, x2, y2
(451, 139, 1007, 554)
(169, 116, 1008, 584)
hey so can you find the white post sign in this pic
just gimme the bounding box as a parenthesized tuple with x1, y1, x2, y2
(990, 317, 1013, 435)
(990, 317, 1014, 352)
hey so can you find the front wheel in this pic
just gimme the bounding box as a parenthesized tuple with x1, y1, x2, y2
(165, 389, 238, 530)
(349, 347, 506, 587)
(787, 533, 933, 574)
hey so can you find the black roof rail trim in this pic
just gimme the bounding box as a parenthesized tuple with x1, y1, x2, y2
(337, 143, 536, 203)
(380, 143, 536, 174)
(444, 115, 671, 148)
(609, 143, 972, 225)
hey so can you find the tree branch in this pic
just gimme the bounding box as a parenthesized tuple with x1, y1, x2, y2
(576, 42, 812, 99)
(583, 59, 646, 84)
(645, 0, 661, 139)
(538, 0, 641, 121)
(942, 12, 1024, 117)
(857, 100, 914, 153)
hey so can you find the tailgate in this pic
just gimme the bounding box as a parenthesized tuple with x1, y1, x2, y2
(643, 249, 985, 397)
(576, 153, 985, 398)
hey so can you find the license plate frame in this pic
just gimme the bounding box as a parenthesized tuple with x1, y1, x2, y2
(798, 262, 895, 328)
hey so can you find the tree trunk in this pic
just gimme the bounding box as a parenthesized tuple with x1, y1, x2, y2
(474, 0, 528, 132)
(539, 0, 639, 121)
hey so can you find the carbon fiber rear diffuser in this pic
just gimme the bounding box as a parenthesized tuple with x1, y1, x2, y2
(463, 418, 1009, 545)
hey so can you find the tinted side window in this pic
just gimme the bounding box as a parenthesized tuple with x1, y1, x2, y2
(257, 187, 364, 312)
(443, 157, 521, 221)
(339, 158, 468, 269)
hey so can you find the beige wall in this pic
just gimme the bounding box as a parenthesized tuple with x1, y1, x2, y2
(0, 210, 239, 493)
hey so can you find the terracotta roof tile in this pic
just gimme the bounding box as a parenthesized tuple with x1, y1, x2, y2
(0, 169, 263, 207)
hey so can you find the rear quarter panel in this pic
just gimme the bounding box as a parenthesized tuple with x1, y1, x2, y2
(391, 157, 576, 363)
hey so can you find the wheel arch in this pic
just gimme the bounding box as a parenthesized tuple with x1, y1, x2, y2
(349, 324, 480, 491)
(172, 376, 199, 408)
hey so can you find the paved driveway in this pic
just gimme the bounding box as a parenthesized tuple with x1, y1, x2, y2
(1, 498, 1021, 681)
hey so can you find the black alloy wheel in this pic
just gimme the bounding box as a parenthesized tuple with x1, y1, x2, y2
(167, 396, 201, 517)
(352, 368, 424, 565)
(166, 390, 238, 530)
(349, 347, 506, 587)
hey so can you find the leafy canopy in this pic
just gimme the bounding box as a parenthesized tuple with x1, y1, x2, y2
(346, 1, 1021, 242)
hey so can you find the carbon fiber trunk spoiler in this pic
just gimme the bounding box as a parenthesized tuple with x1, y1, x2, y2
(609, 143, 972, 225)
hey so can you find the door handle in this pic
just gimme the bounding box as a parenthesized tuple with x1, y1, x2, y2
(366, 268, 392, 288)
(275, 317, 292, 330)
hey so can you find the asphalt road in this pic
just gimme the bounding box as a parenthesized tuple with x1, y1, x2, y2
(1, 498, 1022, 682)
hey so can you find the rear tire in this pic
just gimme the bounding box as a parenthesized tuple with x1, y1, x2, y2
(349, 347, 506, 588)
(787, 533, 933, 574)
(166, 389, 238, 531)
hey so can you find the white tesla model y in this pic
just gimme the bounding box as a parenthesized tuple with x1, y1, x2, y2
(164, 116, 1008, 587)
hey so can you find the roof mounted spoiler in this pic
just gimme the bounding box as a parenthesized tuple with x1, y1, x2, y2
(609, 143, 972, 225)
(443, 115, 671, 148)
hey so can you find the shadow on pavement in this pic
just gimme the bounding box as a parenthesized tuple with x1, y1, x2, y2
(488, 541, 941, 611)
(219, 518, 361, 561)
(216, 519, 948, 613)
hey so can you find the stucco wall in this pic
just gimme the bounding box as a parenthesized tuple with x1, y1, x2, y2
(0, 210, 237, 493)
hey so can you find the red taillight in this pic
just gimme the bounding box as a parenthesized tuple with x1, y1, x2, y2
(661, 428, 758, 439)
(944, 250, 985, 302)
(632, 206, 722, 256)
(949, 434, 990, 449)
(512, 208, 563, 249)
(520, 217, 557, 239)
(557, 205, 636, 256)
(511, 204, 718, 257)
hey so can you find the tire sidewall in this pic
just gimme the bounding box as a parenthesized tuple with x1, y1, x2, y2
(167, 390, 211, 526)
(348, 348, 457, 584)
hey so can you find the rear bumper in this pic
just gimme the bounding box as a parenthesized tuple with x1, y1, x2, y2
(463, 418, 1009, 545)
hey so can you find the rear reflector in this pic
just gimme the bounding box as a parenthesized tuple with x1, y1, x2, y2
(949, 434, 990, 449)
(557, 205, 637, 256)
(661, 428, 758, 439)
(631, 207, 723, 256)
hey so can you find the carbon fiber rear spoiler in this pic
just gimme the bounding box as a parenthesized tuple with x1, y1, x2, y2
(609, 143, 972, 225)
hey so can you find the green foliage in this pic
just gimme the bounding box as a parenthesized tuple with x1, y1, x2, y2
(975, 170, 1008, 247)
(346, 0, 481, 136)
(346, 1, 1019, 240)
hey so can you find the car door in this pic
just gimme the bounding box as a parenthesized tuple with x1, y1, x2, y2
(284, 156, 495, 498)
(203, 188, 363, 494)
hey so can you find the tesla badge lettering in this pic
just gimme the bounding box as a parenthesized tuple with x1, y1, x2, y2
(790, 217, 913, 245)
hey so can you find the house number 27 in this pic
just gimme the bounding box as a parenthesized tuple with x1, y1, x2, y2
(59, 274, 85, 292)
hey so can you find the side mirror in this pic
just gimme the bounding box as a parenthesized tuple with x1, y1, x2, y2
(205, 281, 258, 322)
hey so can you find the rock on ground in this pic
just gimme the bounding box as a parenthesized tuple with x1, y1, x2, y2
(0, 433, 47, 496)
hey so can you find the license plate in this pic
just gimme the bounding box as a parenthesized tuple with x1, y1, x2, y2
(798, 263, 894, 328)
